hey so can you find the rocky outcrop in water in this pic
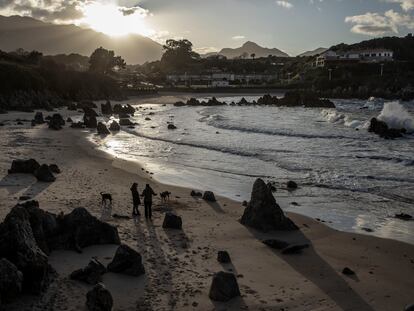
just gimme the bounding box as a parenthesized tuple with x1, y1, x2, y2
(240, 178, 298, 231)
(97, 122, 110, 135)
(113, 104, 135, 116)
(48, 113, 65, 130)
(101, 101, 113, 115)
(109, 121, 120, 131)
(368, 117, 405, 139)
(84, 114, 98, 128)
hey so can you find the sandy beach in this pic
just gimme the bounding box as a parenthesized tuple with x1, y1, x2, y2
(1, 105, 414, 311)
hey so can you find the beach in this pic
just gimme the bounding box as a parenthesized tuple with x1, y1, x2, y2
(1, 101, 414, 311)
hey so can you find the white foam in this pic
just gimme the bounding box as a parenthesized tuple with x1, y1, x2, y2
(378, 101, 414, 133)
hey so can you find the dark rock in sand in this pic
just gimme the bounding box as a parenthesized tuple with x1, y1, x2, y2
(34, 164, 56, 182)
(162, 212, 182, 230)
(33, 112, 44, 125)
(209, 271, 240, 302)
(263, 239, 290, 250)
(167, 124, 177, 130)
(49, 164, 61, 174)
(8, 159, 40, 174)
(190, 190, 202, 197)
(0, 206, 52, 293)
(342, 267, 355, 276)
(119, 118, 133, 126)
(97, 122, 110, 135)
(217, 251, 231, 263)
(241, 178, 298, 232)
(145, 117, 151, 121)
(203, 191, 216, 202)
(0, 258, 23, 303)
(101, 101, 113, 115)
(48, 113, 65, 130)
(84, 114, 97, 128)
(368, 117, 405, 139)
(287, 180, 298, 189)
(71, 121, 85, 129)
(109, 121, 120, 131)
(70, 259, 107, 285)
(282, 244, 309, 254)
(395, 213, 413, 221)
(107, 244, 145, 276)
(86, 283, 113, 311)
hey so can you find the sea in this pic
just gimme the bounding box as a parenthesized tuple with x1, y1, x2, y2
(88, 94, 414, 244)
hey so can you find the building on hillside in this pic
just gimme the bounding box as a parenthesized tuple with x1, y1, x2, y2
(315, 49, 394, 67)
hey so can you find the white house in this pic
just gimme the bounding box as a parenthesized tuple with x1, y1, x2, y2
(315, 49, 394, 67)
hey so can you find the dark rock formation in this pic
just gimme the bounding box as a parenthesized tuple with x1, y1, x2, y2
(167, 124, 177, 130)
(49, 164, 61, 174)
(66, 117, 73, 123)
(262, 239, 290, 250)
(86, 283, 113, 311)
(119, 118, 133, 126)
(71, 122, 85, 129)
(278, 91, 335, 108)
(203, 191, 216, 202)
(84, 114, 97, 128)
(97, 122, 110, 135)
(0, 258, 23, 303)
(70, 259, 107, 285)
(107, 244, 145, 276)
(281, 244, 309, 254)
(162, 212, 182, 230)
(77, 101, 97, 110)
(190, 190, 202, 197)
(240, 178, 298, 232)
(48, 113, 65, 130)
(368, 117, 405, 139)
(217, 251, 231, 263)
(33, 112, 45, 125)
(101, 101, 113, 115)
(83, 107, 98, 117)
(113, 104, 135, 116)
(209, 272, 240, 302)
(109, 121, 120, 131)
(395, 213, 413, 221)
(342, 267, 355, 276)
(8, 159, 40, 174)
(34, 164, 56, 182)
(287, 180, 298, 189)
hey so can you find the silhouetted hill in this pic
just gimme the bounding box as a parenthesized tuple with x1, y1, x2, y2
(298, 47, 327, 57)
(205, 41, 289, 58)
(0, 15, 163, 64)
(330, 34, 414, 61)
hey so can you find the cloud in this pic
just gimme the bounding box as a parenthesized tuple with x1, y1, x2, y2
(232, 35, 245, 40)
(385, 0, 414, 11)
(194, 47, 219, 54)
(276, 1, 293, 9)
(345, 9, 414, 36)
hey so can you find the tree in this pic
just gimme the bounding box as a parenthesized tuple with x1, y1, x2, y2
(161, 39, 200, 71)
(251, 53, 256, 60)
(89, 47, 126, 75)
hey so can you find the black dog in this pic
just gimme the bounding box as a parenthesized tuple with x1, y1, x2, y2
(160, 191, 171, 202)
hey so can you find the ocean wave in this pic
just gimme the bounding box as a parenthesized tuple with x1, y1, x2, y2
(320, 109, 365, 129)
(377, 101, 414, 133)
(355, 155, 414, 166)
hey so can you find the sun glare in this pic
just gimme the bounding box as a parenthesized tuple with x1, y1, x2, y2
(81, 3, 152, 37)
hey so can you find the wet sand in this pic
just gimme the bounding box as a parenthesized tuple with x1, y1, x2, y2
(0, 108, 413, 311)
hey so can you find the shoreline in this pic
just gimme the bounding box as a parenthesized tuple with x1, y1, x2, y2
(1, 108, 414, 310)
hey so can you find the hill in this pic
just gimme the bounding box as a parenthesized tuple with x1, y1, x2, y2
(205, 41, 289, 59)
(0, 15, 163, 64)
(298, 47, 327, 57)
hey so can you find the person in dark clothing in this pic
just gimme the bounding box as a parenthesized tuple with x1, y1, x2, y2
(141, 184, 157, 219)
(130, 183, 141, 216)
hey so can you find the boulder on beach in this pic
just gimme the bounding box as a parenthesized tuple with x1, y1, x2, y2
(240, 178, 298, 232)
(101, 101, 113, 115)
(32, 112, 44, 125)
(86, 283, 113, 311)
(8, 159, 40, 174)
(342, 267, 355, 276)
(83, 107, 98, 117)
(209, 271, 241, 302)
(34, 164, 56, 182)
(203, 191, 216, 202)
(190, 190, 202, 197)
(84, 114, 97, 128)
(107, 244, 145, 276)
(97, 122, 110, 135)
(162, 212, 182, 230)
(48, 113, 65, 130)
(71, 122, 85, 129)
(217, 251, 231, 263)
(119, 118, 133, 126)
(109, 121, 120, 132)
(49, 164, 61, 174)
(70, 259, 107, 285)
(0, 258, 23, 303)
(287, 180, 298, 190)
(167, 124, 177, 130)
(77, 100, 97, 110)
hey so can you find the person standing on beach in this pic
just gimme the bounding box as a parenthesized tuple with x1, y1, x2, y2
(141, 184, 157, 219)
(130, 183, 141, 216)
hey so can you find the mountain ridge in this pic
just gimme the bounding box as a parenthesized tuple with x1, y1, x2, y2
(204, 41, 290, 58)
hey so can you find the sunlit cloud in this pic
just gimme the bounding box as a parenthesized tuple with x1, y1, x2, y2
(232, 35, 246, 40)
(385, 0, 414, 11)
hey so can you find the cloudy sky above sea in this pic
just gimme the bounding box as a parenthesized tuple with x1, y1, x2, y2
(1, 0, 413, 55)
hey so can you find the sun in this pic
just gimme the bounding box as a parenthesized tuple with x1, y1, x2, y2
(80, 3, 153, 37)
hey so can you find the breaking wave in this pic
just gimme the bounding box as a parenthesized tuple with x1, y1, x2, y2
(377, 101, 414, 133)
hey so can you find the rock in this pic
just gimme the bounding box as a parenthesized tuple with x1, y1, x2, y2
(34, 164, 56, 182)
(167, 124, 177, 130)
(281, 244, 309, 254)
(263, 239, 290, 250)
(107, 244, 145, 276)
(405, 304, 414, 311)
(84, 114, 97, 128)
(190, 190, 202, 197)
(242, 201, 248, 207)
(203, 191, 216, 202)
(19, 195, 31, 201)
(145, 117, 151, 121)
(51, 208, 120, 252)
(162, 212, 182, 230)
(209, 272, 240, 302)
(33, 112, 44, 124)
(48, 114, 65, 130)
(368, 117, 404, 139)
(267, 182, 276, 192)
(342, 267, 355, 276)
(67, 117, 73, 123)
(0, 258, 23, 303)
(8, 159, 40, 174)
(240, 178, 298, 232)
(113, 104, 135, 116)
(101, 101, 113, 115)
(395, 213, 413, 221)
(70, 259, 107, 285)
(48, 164, 61, 174)
(287, 180, 298, 189)
(0, 206, 52, 293)
(119, 118, 133, 126)
(97, 122, 110, 135)
(67, 103, 77, 110)
(86, 283, 113, 311)
(83, 107, 98, 117)
(77, 100, 97, 110)
(217, 251, 231, 263)
(109, 121, 120, 131)
(71, 121, 85, 128)
(278, 91, 335, 108)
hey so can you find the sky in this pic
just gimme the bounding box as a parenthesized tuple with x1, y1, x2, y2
(1, 0, 414, 55)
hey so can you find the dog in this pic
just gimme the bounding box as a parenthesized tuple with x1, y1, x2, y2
(100, 192, 113, 220)
(160, 191, 171, 202)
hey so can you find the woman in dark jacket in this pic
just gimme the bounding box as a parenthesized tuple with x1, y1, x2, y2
(130, 183, 141, 216)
